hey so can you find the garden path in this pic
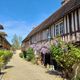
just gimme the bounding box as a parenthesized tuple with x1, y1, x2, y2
(2, 50, 63, 80)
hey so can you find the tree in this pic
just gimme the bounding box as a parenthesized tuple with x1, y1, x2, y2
(18, 36, 22, 46)
(11, 34, 22, 50)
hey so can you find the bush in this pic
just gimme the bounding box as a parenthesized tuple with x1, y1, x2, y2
(50, 38, 80, 79)
(0, 57, 4, 73)
(23, 51, 27, 58)
(19, 53, 24, 58)
(75, 76, 80, 80)
(0, 50, 13, 73)
(0, 50, 5, 57)
(26, 48, 34, 61)
(2, 51, 13, 66)
(20, 48, 35, 62)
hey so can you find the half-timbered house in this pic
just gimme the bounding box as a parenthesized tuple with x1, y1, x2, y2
(22, 0, 80, 50)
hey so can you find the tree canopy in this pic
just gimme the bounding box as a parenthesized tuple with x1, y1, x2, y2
(11, 34, 22, 50)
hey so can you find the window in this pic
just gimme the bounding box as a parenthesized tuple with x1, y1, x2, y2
(60, 22, 64, 35)
(47, 32, 51, 40)
(55, 21, 64, 36)
(55, 25, 59, 36)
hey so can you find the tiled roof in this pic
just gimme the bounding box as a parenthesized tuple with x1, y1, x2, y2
(23, 0, 80, 42)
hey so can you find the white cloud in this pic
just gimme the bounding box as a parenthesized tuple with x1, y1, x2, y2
(0, 20, 34, 43)
(0, 13, 49, 43)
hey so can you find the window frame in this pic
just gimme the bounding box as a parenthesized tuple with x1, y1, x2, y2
(55, 21, 64, 36)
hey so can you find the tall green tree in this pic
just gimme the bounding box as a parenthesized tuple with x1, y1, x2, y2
(18, 36, 22, 46)
(12, 34, 22, 50)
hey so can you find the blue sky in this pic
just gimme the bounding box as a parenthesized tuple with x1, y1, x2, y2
(0, 0, 61, 44)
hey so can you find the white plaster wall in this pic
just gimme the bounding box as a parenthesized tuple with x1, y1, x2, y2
(76, 32, 80, 41)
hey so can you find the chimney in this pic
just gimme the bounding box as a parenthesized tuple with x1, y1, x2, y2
(61, 0, 70, 5)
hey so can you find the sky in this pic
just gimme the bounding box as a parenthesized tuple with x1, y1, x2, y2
(0, 0, 62, 44)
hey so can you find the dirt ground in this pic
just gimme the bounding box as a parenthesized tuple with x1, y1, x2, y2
(2, 50, 63, 80)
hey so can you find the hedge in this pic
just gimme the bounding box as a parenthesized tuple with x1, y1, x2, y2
(0, 50, 13, 73)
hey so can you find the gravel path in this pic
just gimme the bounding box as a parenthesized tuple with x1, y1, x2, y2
(2, 50, 63, 80)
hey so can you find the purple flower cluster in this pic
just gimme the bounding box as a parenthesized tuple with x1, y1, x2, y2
(30, 43, 50, 54)
(30, 44, 41, 52)
(40, 47, 50, 54)
(53, 40, 59, 47)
